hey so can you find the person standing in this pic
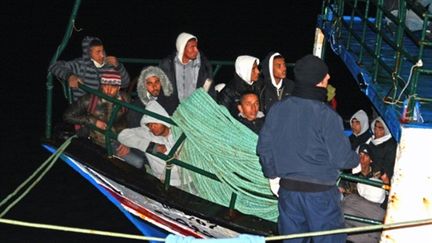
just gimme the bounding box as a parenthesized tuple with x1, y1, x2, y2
(159, 32, 214, 101)
(257, 54, 358, 243)
(49, 36, 130, 100)
(259, 52, 295, 114)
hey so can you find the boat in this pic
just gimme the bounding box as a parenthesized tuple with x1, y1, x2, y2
(41, 0, 432, 241)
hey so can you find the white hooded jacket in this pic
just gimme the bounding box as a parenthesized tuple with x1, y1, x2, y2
(118, 101, 185, 186)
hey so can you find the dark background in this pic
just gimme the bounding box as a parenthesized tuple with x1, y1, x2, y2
(1, 1, 372, 242)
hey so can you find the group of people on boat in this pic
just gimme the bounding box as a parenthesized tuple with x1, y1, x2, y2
(49, 32, 397, 243)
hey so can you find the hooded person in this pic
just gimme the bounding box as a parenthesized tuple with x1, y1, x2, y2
(257, 54, 358, 243)
(159, 32, 214, 102)
(367, 117, 397, 180)
(259, 52, 295, 113)
(48, 36, 130, 100)
(118, 101, 186, 186)
(349, 109, 373, 150)
(127, 66, 180, 128)
(216, 55, 263, 117)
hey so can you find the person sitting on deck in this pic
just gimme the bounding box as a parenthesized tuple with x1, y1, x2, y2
(62, 69, 144, 169)
(366, 116, 396, 209)
(259, 52, 295, 114)
(236, 90, 265, 134)
(118, 101, 189, 187)
(349, 109, 373, 151)
(127, 66, 179, 128)
(339, 143, 386, 243)
(216, 55, 263, 117)
(49, 36, 130, 101)
(159, 32, 214, 102)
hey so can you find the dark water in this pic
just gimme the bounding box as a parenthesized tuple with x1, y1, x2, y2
(1, 1, 372, 242)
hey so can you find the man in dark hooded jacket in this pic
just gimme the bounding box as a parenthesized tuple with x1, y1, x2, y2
(257, 54, 358, 243)
(49, 36, 130, 100)
(217, 55, 263, 117)
(259, 52, 295, 113)
(159, 32, 214, 101)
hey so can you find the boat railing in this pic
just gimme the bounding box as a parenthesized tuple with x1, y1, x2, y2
(321, 0, 432, 124)
(44, 0, 389, 224)
(77, 83, 390, 219)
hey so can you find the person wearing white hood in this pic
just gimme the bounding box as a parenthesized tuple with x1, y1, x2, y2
(216, 55, 262, 117)
(259, 52, 295, 114)
(159, 32, 214, 102)
(118, 101, 186, 187)
(367, 117, 397, 182)
(348, 109, 372, 150)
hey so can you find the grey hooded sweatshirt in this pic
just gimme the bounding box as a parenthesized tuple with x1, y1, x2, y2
(48, 36, 130, 100)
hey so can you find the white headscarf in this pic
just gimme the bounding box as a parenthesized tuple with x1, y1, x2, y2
(140, 101, 171, 128)
(350, 109, 369, 136)
(370, 117, 392, 145)
(176, 32, 197, 64)
(235, 55, 260, 85)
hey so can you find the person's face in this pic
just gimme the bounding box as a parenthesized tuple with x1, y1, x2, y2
(238, 93, 259, 121)
(146, 123, 168, 136)
(273, 57, 287, 81)
(101, 84, 120, 97)
(146, 76, 161, 97)
(251, 62, 260, 82)
(374, 121, 386, 138)
(351, 118, 362, 135)
(183, 39, 199, 62)
(359, 152, 372, 170)
(90, 45, 105, 65)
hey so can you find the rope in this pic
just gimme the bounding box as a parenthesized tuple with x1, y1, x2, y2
(0, 218, 164, 242)
(1, 216, 431, 242)
(0, 135, 77, 217)
(171, 89, 278, 222)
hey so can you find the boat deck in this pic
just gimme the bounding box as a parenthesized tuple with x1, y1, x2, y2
(319, 6, 432, 141)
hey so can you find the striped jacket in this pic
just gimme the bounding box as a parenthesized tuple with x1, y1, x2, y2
(48, 36, 130, 100)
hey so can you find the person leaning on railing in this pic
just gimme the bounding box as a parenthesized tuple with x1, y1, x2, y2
(48, 36, 130, 101)
(62, 69, 144, 169)
(118, 100, 190, 187)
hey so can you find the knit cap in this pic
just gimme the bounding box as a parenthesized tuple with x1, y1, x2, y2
(294, 54, 328, 87)
(358, 143, 370, 155)
(100, 69, 121, 86)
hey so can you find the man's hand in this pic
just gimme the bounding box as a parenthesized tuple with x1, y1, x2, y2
(95, 120, 107, 130)
(105, 56, 119, 67)
(269, 177, 281, 197)
(116, 144, 130, 157)
(380, 173, 390, 184)
(68, 74, 82, 88)
(155, 144, 167, 154)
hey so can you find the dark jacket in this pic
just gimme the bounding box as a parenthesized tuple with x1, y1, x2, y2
(127, 66, 179, 128)
(217, 74, 264, 117)
(349, 131, 373, 150)
(367, 117, 397, 179)
(259, 52, 295, 113)
(63, 92, 129, 147)
(237, 114, 265, 134)
(159, 51, 215, 100)
(257, 96, 358, 185)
